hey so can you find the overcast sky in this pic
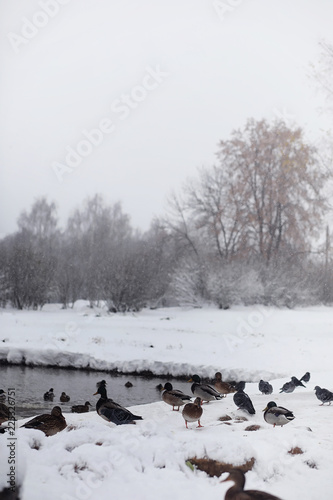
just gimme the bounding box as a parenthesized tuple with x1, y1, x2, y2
(1, 0, 333, 236)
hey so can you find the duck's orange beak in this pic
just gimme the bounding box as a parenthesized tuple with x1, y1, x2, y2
(93, 391, 98, 395)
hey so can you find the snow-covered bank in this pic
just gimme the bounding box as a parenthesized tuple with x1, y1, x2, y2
(1, 303, 333, 500)
(1, 302, 333, 381)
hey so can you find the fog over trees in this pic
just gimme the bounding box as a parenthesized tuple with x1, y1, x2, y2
(1, 118, 332, 310)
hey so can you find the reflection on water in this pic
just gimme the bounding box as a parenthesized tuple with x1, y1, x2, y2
(0, 365, 192, 418)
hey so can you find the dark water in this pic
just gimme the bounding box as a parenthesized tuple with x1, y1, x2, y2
(0, 365, 193, 419)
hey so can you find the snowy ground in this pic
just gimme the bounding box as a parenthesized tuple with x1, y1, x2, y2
(0, 303, 333, 499)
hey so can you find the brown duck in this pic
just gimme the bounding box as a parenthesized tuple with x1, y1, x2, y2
(71, 401, 92, 413)
(60, 392, 70, 402)
(222, 469, 283, 500)
(214, 372, 236, 396)
(20, 406, 67, 436)
(182, 397, 203, 428)
(161, 382, 192, 411)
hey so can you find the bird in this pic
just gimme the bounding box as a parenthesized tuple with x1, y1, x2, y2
(263, 401, 295, 427)
(222, 468, 283, 500)
(291, 376, 306, 388)
(314, 386, 333, 405)
(60, 392, 70, 402)
(233, 382, 255, 415)
(188, 374, 223, 403)
(0, 390, 6, 403)
(182, 397, 203, 428)
(43, 388, 55, 401)
(258, 379, 273, 395)
(161, 382, 192, 411)
(94, 382, 143, 425)
(300, 372, 310, 383)
(279, 380, 295, 394)
(71, 401, 92, 413)
(125, 381, 133, 388)
(20, 406, 67, 436)
(214, 372, 236, 396)
(0, 403, 10, 424)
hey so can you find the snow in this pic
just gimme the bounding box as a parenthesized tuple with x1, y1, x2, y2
(0, 303, 333, 499)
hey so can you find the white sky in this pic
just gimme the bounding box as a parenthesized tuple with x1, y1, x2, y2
(1, 0, 333, 236)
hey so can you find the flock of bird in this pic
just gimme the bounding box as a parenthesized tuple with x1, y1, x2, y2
(0, 371, 332, 499)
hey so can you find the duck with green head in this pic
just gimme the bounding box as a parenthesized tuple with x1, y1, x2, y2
(188, 374, 223, 403)
(263, 401, 295, 427)
(161, 382, 192, 411)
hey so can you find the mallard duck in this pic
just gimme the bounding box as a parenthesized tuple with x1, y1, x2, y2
(182, 397, 203, 428)
(0, 403, 10, 424)
(60, 392, 70, 402)
(222, 469, 283, 500)
(43, 388, 55, 401)
(214, 372, 236, 396)
(258, 380, 273, 395)
(20, 406, 67, 436)
(233, 382, 255, 415)
(314, 386, 333, 405)
(263, 401, 295, 427)
(300, 372, 310, 383)
(161, 382, 192, 411)
(188, 374, 223, 403)
(0, 390, 6, 403)
(71, 401, 92, 413)
(94, 383, 143, 425)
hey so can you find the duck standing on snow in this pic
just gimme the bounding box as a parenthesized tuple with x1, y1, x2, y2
(71, 401, 92, 413)
(314, 386, 333, 405)
(43, 388, 55, 401)
(94, 381, 143, 425)
(182, 397, 203, 428)
(214, 372, 236, 396)
(222, 469, 283, 500)
(300, 372, 310, 383)
(60, 392, 70, 402)
(263, 401, 295, 427)
(258, 380, 273, 395)
(233, 382, 255, 415)
(20, 406, 67, 436)
(188, 374, 223, 403)
(161, 382, 192, 411)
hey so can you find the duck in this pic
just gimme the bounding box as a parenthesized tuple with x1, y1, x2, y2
(188, 374, 223, 403)
(71, 401, 92, 413)
(182, 397, 203, 428)
(263, 401, 295, 427)
(0, 390, 6, 403)
(222, 469, 283, 500)
(60, 392, 70, 402)
(43, 388, 55, 401)
(233, 382, 255, 415)
(214, 372, 236, 396)
(20, 406, 67, 436)
(300, 372, 310, 383)
(161, 382, 192, 411)
(314, 386, 333, 405)
(94, 382, 143, 425)
(258, 379, 273, 395)
(0, 403, 10, 424)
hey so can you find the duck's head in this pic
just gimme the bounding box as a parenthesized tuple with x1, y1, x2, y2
(84, 401, 92, 406)
(163, 382, 173, 392)
(221, 469, 246, 489)
(94, 385, 107, 397)
(215, 372, 222, 381)
(188, 374, 201, 383)
(51, 406, 63, 417)
(193, 397, 202, 407)
(262, 401, 277, 412)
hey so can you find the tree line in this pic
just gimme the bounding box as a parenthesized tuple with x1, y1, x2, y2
(1, 119, 332, 311)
